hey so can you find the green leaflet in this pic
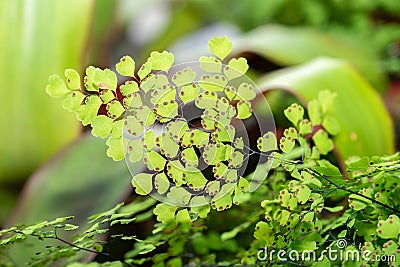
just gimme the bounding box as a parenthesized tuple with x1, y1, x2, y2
(106, 137, 124, 161)
(190, 197, 211, 218)
(176, 209, 191, 224)
(299, 119, 312, 135)
(116, 56, 135, 77)
(172, 67, 196, 87)
(126, 92, 142, 109)
(312, 129, 334, 155)
(106, 100, 125, 119)
(257, 132, 277, 152)
(142, 130, 155, 151)
(238, 177, 249, 192)
(206, 181, 220, 196)
(213, 163, 228, 179)
(153, 203, 178, 224)
(224, 57, 249, 80)
(65, 69, 81, 90)
(166, 120, 189, 141)
(348, 189, 372, 211)
(235, 83, 256, 101)
(208, 36, 232, 60)
(236, 100, 252, 119)
(181, 147, 198, 167)
(212, 194, 232, 211)
(211, 184, 233, 211)
(46, 74, 69, 98)
(234, 137, 244, 150)
(215, 97, 230, 113)
(294, 185, 312, 204)
(283, 127, 298, 140)
(62, 91, 85, 112)
(100, 89, 115, 104)
(181, 130, 209, 148)
(377, 215, 400, 239)
(147, 51, 174, 71)
(228, 151, 244, 168)
(201, 109, 218, 130)
(166, 161, 186, 186)
(225, 169, 238, 183)
(308, 99, 322, 125)
(120, 81, 139, 96)
(254, 221, 272, 244)
(167, 187, 191, 206)
(212, 125, 235, 143)
(125, 116, 144, 137)
(179, 83, 200, 103)
(279, 137, 295, 154)
(199, 56, 222, 73)
(155, 133, 179, 159)
(85, 66, 117, 92)
(144, 151, 167, 172)
(132, 173, 153, 195)
(154, 173, 169, 194)
(133, 106, 156, 126)
(91, 116, 113, 138)
(225, 85, 236, 100)
(185, 168, 207, 191)
(137, 62, 152, 80)
(322, 116, 340, 135)
(151, 85, 176, 105)
(318, 90, 337, 113)
(127, 139, 144, 163)
(284, 103, 304, 126)
(198, 74, 227, 92)
(203, 143, 228, 165)
(153, 73, 170, 89)
(154, 100, 179, 122)
(233, 187, 250, 205)
(111, 120, 123, 139)
(76, 95, 102, 126)
(195, 91, 218, 109)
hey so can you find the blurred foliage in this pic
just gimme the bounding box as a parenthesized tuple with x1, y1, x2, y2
(189, 0, 400, 77)
(4, 134, 135, 265)
(0, 0, 93, 223)
(259, 58, 394, 160)
(235, 25, 386, 91)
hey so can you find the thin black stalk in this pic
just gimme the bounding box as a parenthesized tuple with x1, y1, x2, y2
(307, 168, 400, 215)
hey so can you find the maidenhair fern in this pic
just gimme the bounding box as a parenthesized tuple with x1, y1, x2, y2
(45, 36, 266, 214)
(2, 36, 397, 266)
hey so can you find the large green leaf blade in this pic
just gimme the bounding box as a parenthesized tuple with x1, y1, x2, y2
(235, 25, 386, 91)
(0, 0, 93, 181)
(258, 58, 394, 160)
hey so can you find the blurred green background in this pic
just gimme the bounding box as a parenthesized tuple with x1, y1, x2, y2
(0, 0, 399, 263)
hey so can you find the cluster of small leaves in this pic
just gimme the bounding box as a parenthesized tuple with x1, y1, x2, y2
(126, 36, 255, 213)
(234, 92, 400, 266)
(110, 91, 340, 267)
(46, 36, 257, 218)
(56, 110, 400, 267)
(0, 203, 136, 266)
(44, 36, 400, 267)
(46, 54, 135, 161)
(224, 90, 337, 264)
(326, 153, 400, 266)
